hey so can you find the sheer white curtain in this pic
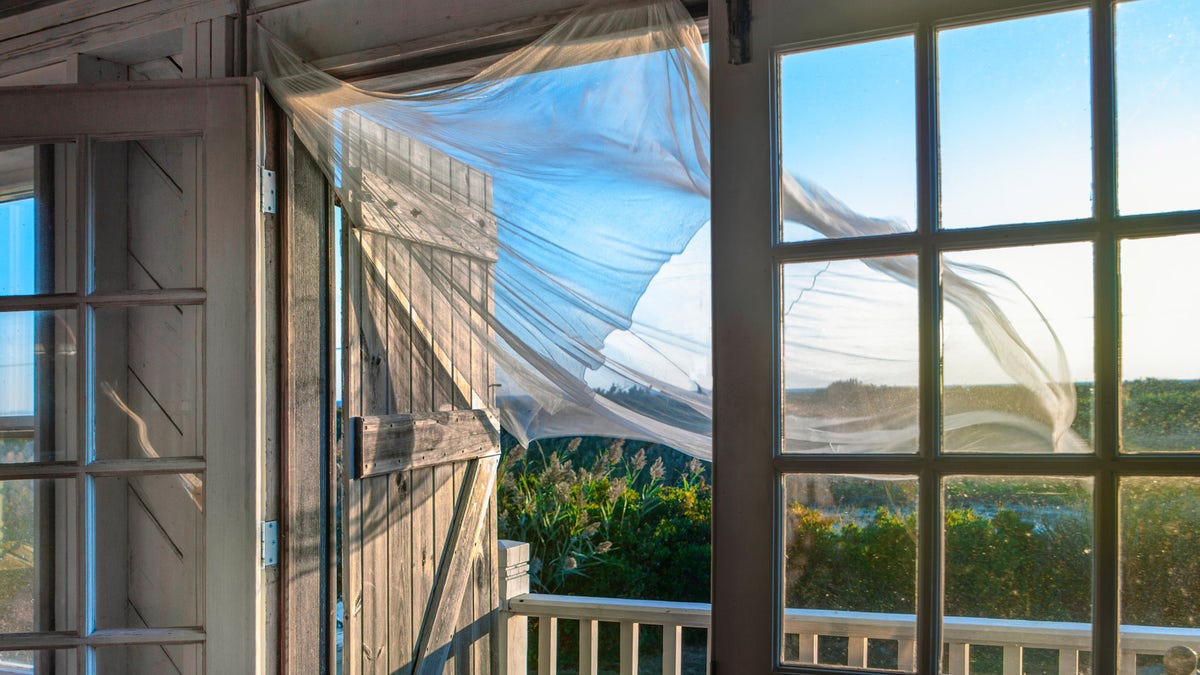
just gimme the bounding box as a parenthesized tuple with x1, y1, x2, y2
(258, 0, 1081, 459)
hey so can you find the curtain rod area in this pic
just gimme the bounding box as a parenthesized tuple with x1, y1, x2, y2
(287, 0, 708, 93)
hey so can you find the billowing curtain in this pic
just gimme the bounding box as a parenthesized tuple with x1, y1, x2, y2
(258, 0, 1082, 459)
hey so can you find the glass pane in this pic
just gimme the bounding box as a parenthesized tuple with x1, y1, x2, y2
(944, 476, 1093, 669)
(1116, 0, 1200, 215)
(0, 649, 75, 673)
(92, 138, 200, 292)
(942, 244, 1094, 453)
(1120, 234, 1200, 452)
(782, 257, 919, 454)
(1, 143, 78, 296)
(93, 473, 202, 629)
(1120, 477, 1200, 675)
(94, 305, 200, 459)
(0, 479, 76, 633)
(781, 475, 917, 670)
(1, 310, 77, 462)
(95, 643, 201, 674)
(778, 36, 916, 241)
(938, 9, 1093, 228)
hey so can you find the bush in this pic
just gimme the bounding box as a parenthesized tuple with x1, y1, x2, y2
(497, 435, 710, 601)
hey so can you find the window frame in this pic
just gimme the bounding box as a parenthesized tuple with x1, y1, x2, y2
(710, 0, 1200, 673)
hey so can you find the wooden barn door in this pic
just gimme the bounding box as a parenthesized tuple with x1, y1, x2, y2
(341, 129, 499, 675)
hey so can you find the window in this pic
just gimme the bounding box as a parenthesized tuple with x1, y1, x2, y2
(0, 82, 259, 674)
(711, 1, 1200, 673)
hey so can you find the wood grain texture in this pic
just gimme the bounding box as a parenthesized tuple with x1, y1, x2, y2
(343, 136, 498, 675)
(412, 455, 499, 675)
(354, 410, 499, 477)
(283, 126, 327, 673)
(0, 0, 233, 79)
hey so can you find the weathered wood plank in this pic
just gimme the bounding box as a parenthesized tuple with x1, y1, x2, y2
(410, 466, 436, 673)
(362, 232, 390, 416)
(0, 0, 234, 79)
(387, 236, 413, 415)
(431, 250, 456, 410)
(345, 225, 364, 675)
(431, 460, 457, 674)
(453, 461, 472, 675)
(283, 128, 327, 673)
(450, 254, 473, 410)
(410, 245, 435, 411)
(412, 455, 500, 675)
(362, 475, 389, 673)
(354, 410, 499, 478)
(261, 101, 283, 675)
(388, 468, 415, 675)
(469, 259, 488, 409)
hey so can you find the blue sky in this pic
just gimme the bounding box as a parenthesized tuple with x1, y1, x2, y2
(779, 0, 1200, 390)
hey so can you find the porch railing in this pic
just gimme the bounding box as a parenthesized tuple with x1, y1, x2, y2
(498, 541, 1200, 675)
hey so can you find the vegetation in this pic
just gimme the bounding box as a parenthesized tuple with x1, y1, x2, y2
(497, 378, 1200, 631)
(497, 434, 710, 601)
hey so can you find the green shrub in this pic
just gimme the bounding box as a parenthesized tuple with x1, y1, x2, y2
(497, 435, 710, 601)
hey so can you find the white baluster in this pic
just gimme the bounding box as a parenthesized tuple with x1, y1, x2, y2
(797, 633, 818, 664)
(1119, 651, 1137, 674)
(897, 639, 917, 671)
(948, 642, 969, 675)
(1058, 648, 1079, 675)
(538, 616, 557, 675)
(620, 621, 640, 675)
(1002, 645, 1022, 675)
(663, 624, 682, 675)
(848, 636, 868, 668)
(579, 619, 598, 675)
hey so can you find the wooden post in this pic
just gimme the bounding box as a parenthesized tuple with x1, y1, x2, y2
(498, 540, 530, 675)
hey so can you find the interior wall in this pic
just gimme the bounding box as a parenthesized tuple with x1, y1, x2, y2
(0, 0, 610, 88)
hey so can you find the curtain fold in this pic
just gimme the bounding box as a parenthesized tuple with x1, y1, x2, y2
(258, 0, 1082, 459)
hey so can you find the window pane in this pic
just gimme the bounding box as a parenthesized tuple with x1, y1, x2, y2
(0, 650, 75, 672)
(782, 257, 918, 454)
(942, 244, 1093, 453)
(92, 138, 200, 292)
(94, 305, 200, 459)
(94, 473, 202, 629)
(1120, 234, 1200, 452)
(778, 36, 916, 241)
(0, 479, 76, 633)
(1116, 0, 1200, 215)
(781, 475, 917, 671)
(938, 9, 1093, 228)
(0, 143, 78, 296)
(0, 310, 77, 463)
(944, 476, 1093, 669)
(1120, 477, 1200, 675)
(95, 643, 201, 674)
